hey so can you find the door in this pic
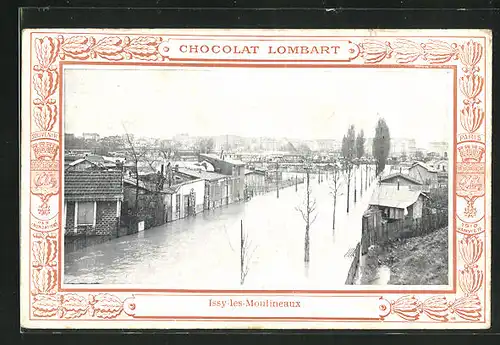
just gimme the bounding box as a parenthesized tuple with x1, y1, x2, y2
(184, 195, 190, 218)
(189, 189, 196, 216)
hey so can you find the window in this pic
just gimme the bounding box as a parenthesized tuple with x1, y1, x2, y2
(77, 202, 95, 225)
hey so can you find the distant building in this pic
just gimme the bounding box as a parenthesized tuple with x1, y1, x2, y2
(428, 141, 448, 158)
(258, 137, 280, 152)
(315, 139, 341, 152)
(390, 138, 417, 156)
(64, 170, 123, 237)
(369, 184, 428, 221)
(213, 135, 245, 152)
(173, 133, 198, 150)
(82, 133, 100, 141)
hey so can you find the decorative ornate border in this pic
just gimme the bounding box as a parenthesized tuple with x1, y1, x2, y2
(25, 31, 489, 326)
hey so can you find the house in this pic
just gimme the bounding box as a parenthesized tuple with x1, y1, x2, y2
(369, 184, 428, 221)
(380, 172, 423, 187)
(408, 161, 439, 188)
(175, 168, 230, 210)
(64, 170, 123, 237)
(245, 168, 267, 194)
(163, 178, 205, 222)
(199, 153, 246, 203)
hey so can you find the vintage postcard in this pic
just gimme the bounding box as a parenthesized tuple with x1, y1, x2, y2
(20, 29, 491, 329)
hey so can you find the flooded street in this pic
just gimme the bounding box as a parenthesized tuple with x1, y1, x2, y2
(64, 167, 378, 289)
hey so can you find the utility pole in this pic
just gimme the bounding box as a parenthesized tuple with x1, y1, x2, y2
(360, 162, 363, 197)
(354, 164, 357, 203)
(276, 161, 279, 199)
(240, 219, 244, 285)
(365, 163, 368, 190)
(295, 174, 298, 192)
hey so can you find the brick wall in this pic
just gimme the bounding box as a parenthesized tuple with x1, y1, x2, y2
(65, 201, 75, 233)
(95, 201, 119, 236)
(64, 200, 119, 237)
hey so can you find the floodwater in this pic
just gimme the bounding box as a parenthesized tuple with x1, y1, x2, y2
(369, 266, 391, 285)
(64, 167, 379, 289)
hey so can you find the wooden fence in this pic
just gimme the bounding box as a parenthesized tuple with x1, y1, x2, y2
(247, 177, 305, 196)
(362, 210, 448, 255)
(345, 242, 361, 285)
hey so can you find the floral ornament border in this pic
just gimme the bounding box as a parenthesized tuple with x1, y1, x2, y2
(29, 34, 487, 323)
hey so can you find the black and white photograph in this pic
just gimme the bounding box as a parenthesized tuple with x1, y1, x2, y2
(62, 67, 452, 289)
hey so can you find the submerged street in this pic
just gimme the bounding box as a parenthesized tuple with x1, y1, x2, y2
(64, 167, 378, 289)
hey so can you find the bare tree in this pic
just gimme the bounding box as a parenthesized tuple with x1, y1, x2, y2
(341, 125, 356, 213)
(356, 130, 365, 198)
(240, 220, 258, 285)
(329, 163, 344, 232)
(296, 169, 318, 268)
(122, 124, 149, 214)
(222, 222, 258, 286)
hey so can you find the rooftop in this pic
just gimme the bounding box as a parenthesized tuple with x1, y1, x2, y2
(369, 184, 427, 209)
(200, 153, 246, 166)
(68, 157, 117, 169)
(411, 161, 438, 173)
(65, 170, 123, 200)
(166, 178, 205, 193)
(176, 167, 228, 181)
(245, 168, 266, 176)
(380, 172, 422, 185)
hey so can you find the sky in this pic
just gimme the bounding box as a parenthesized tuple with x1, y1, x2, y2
(64, 66, 453, 146)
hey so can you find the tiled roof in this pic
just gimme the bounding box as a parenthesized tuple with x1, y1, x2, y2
(65, 170, 123, 200)
(369, 184, 426, 209)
